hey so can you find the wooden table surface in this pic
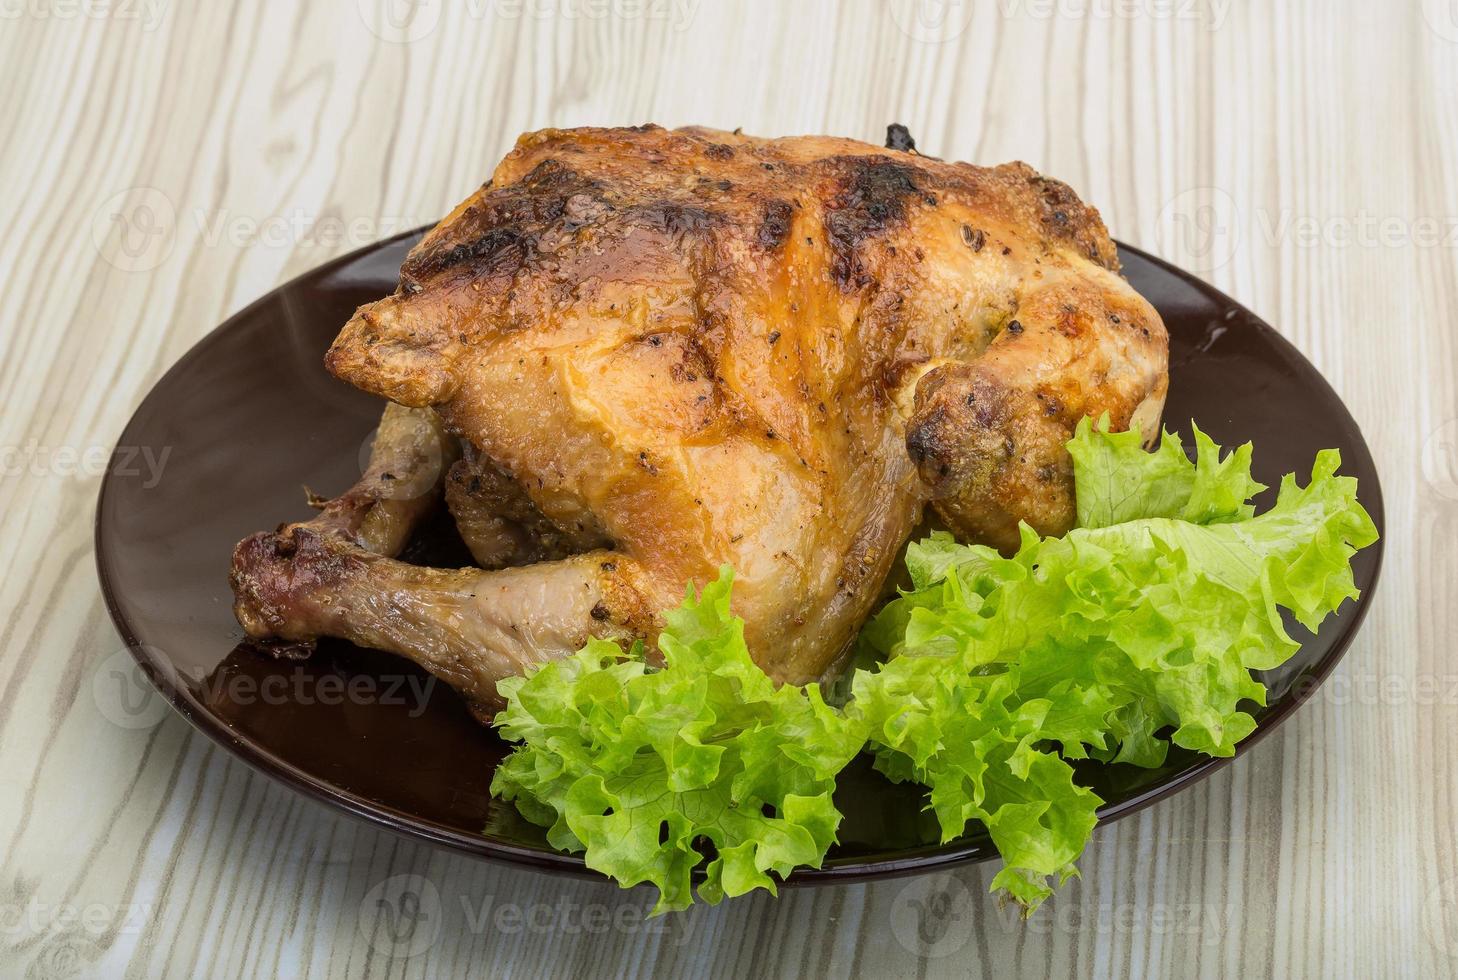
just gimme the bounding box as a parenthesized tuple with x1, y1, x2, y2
(2, 1, 1453, 976)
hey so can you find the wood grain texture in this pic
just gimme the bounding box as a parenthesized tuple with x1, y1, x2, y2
(0, 1, 1453, 976)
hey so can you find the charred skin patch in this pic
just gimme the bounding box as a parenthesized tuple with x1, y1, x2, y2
(401, 163, 727, 289)
(402, 159, 608, 284)
(756, 199, 794, 250)
(627, 201, 720, 241)
(1026, 172, 1119, 272)
(824, 156, 931, 290)
(406, 227, 532, 286)
(904, 364, 1013, 497)
(905, 405, 951, 478)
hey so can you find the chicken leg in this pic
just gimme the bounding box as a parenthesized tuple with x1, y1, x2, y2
(234, 530, 648, 718)
(231, 401, 458, 651)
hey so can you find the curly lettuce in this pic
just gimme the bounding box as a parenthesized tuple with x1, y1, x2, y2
(854, 417, 1378, 909)
(491, 570, 865, 913)
(492, 418, 1378, 915)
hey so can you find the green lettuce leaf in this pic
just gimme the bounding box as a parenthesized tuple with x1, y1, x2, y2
(491, 418, 1377, 917)
(850, 631, 1103, 909)
(1066, 416, 1265, 528)
(855, 419, 1377, 911)
(491, 569, 865, 914)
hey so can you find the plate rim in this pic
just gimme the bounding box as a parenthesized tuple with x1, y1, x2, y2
(94, 231, 1387, 887)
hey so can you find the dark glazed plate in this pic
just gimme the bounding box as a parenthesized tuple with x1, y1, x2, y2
(95, 231, 1385, 884)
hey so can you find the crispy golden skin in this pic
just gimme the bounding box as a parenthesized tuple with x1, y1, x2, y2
(235, 125, 1167, 699)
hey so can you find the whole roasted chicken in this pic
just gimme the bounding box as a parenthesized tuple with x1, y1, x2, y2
(231, 125, 1168, 719)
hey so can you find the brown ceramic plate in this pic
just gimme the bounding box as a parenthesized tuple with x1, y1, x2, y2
(95, 230, 1385, 884)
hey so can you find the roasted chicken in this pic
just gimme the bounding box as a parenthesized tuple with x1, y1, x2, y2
(231, 125, 1168, 718)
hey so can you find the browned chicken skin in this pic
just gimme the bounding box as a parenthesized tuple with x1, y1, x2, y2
(445, 443, 611, 568)
(231, 125, 1168, 712)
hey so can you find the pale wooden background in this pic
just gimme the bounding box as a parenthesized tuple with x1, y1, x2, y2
(1, 1, 1453, 976)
